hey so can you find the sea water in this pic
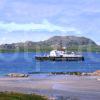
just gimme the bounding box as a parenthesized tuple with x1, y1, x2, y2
(0, 52, 100, 76)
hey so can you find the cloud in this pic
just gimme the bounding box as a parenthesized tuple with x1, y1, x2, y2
(0, 19, 81, 34)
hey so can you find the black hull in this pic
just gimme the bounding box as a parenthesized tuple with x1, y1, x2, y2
(35, 56, 84, 61)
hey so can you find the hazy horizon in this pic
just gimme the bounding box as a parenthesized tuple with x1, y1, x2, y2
(0, 0, 100, 44)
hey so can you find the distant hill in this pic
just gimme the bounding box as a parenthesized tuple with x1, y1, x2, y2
(0, 36, 99, 52)
(38, 36, 97, 47)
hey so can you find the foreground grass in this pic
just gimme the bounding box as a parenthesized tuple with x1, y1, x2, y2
(0, 92, 48, 100)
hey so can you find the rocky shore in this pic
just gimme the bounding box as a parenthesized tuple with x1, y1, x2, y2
(29, 70, 100, 76)
(0, 71, 100, 100)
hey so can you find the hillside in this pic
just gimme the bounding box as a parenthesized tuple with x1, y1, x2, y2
(38, 36, 96, 47)
(0, 36, 99, 52)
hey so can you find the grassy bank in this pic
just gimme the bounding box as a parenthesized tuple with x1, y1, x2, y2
(0, 92, 47, 100)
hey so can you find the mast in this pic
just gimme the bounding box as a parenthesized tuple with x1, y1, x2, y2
(60, 40, 63, 50)
(57, 40, 63, 50)
(60, 40, 66, 51)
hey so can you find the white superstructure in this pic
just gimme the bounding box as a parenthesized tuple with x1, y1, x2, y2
(49, 50, 82, 57)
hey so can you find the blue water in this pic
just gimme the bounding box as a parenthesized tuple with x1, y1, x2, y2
(0, 52, 100, 76)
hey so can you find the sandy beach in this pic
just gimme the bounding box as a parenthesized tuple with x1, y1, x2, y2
(0, 75, 99, 100)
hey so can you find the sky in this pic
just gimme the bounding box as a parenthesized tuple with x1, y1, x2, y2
(0, 0, 100, 44)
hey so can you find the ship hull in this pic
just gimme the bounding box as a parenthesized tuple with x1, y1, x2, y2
(35, 56, 84, 61)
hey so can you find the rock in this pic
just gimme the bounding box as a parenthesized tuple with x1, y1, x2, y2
(81, 72, 88, 76)
(92, 70, 100, 76)
(49, 97, 56, 100)
(7, 73, 29, 77)
(97, 78, 100, 81)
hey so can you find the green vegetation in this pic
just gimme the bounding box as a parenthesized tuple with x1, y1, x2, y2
(51, 72, 82, 75)
(65, 45, 100, 52)
(0, 45, 100, 53)
(0, 92, 48, 100)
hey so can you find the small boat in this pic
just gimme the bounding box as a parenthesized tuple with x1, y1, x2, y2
(35, 48, 84, 61)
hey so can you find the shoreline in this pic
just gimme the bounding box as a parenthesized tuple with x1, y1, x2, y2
(0, 75, 99, 100)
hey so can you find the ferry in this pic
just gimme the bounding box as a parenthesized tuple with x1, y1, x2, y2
(35, 48, 84, 61)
